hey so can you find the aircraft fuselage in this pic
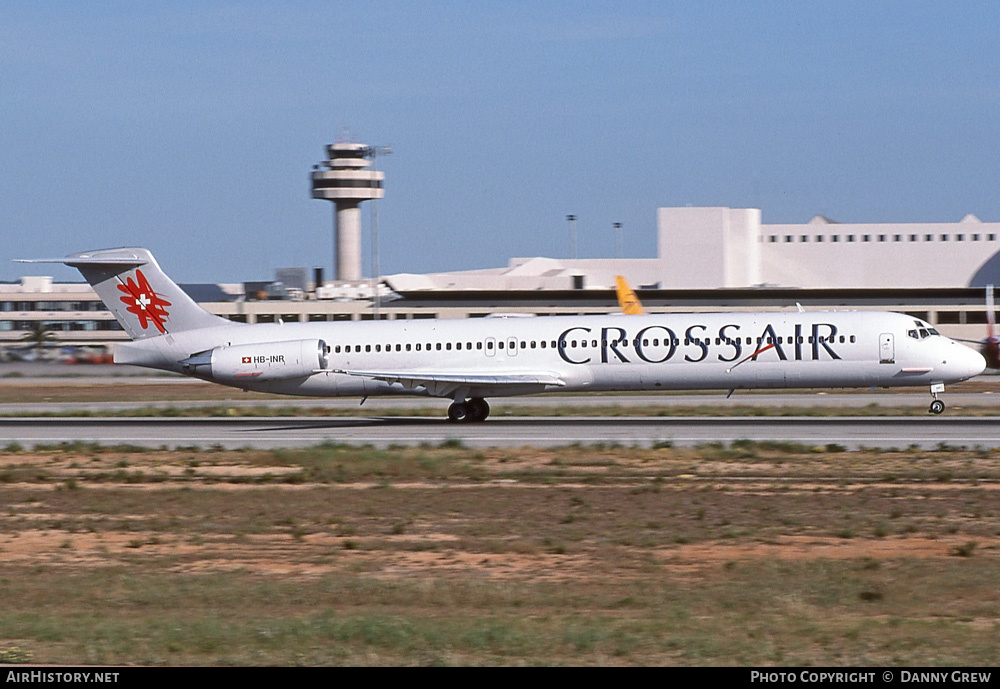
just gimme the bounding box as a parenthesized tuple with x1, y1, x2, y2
(116, 310, 984, 401)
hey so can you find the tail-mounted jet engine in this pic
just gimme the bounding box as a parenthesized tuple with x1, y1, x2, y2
(181, 339, 329, 382)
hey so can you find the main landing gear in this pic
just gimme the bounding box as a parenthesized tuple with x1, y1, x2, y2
(929, 383, 945, 415)
(448, 397, 490, 423)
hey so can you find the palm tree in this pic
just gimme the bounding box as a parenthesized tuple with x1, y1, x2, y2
(20, 322, 57, 351)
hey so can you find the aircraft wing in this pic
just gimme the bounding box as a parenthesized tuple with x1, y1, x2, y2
(329, 368, 566, 396)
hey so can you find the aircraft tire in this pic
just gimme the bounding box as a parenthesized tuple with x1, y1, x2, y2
(929, 399, 945, 415)
(467, 398, 490, 422)
(448, 401, 469, 423)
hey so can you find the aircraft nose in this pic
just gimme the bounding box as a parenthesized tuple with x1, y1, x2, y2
(949, 341, 986, 380)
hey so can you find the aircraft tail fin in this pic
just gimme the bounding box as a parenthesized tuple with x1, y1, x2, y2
(615, 275, 645, 315)
(17, 248, 230, 340)
(984, 284, 1000, 368)
(986, 285, 995, 340)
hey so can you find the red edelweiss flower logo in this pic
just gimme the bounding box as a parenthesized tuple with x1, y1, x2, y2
(117, 269, 171, 333)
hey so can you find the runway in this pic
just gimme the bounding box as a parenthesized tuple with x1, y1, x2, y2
(2, 364, 999, 450)
(2, 389, 999, 415)
(3, 416, 999, 450)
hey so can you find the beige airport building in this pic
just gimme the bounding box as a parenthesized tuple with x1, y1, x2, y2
(388, 207, 1000, 293)
(3, 205, 1000, 355)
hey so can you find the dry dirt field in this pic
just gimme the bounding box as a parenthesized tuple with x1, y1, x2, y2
(1, 440, 998, 665)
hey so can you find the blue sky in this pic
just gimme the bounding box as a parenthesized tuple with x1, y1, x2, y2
(3, 1, 1000, 282)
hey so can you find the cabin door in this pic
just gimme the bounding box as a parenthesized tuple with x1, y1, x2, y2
(879, 333, 895, 364)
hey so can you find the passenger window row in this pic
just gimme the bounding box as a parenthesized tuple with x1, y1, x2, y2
(331, 333, 859, 353)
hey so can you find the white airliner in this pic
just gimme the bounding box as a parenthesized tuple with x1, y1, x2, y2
(19, 248, 986, 420)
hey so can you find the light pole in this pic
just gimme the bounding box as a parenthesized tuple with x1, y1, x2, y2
(566, 214, 577, 260)
(363, 145, 392, 319)
(613, 222, 623, 259)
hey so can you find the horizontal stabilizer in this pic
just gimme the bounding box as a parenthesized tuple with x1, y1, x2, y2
(16, 257, 148, 268)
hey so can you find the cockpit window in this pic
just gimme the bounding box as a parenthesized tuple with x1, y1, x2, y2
(908, 324, 941, 340)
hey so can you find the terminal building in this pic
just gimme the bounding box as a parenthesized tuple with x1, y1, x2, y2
(4, 205, 999, 356)
(388, 207, 1000, 293)
(3, 140, 999, 355)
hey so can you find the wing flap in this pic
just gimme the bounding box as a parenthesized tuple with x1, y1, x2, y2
(328, 368, 566, 395)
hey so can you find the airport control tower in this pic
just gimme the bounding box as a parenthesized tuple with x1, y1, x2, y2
(311, 142, 386, 282)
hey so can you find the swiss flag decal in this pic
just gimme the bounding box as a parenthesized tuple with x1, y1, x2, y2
(241, 356, 252, 364)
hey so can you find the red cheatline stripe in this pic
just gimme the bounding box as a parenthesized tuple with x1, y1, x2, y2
(726, 342, 776, 373)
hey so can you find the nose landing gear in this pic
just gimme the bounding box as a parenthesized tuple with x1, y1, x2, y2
(447, 397, 491, 423)
(929, 383, 945, 415)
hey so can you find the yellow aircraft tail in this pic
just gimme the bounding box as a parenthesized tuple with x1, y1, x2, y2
(615, 275, 645, 315)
